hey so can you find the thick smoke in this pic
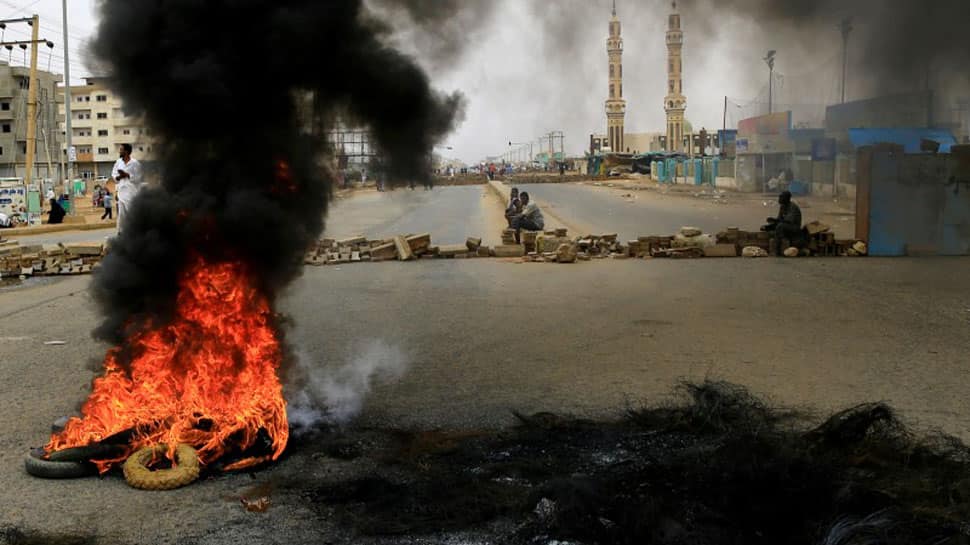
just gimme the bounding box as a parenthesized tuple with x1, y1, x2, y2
(87, 0, 464, 344)
(368, 0, 496, 68)
(686, 0, 970, 97)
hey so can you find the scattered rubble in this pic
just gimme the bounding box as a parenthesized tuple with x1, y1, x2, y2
(742, 246, 769, 258)
(0, 241, 106, 279)
(0, 222, 871, 280)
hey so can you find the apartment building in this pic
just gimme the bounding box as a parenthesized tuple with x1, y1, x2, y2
(0, 61, 63, 180)
(59, 77, 156, 180)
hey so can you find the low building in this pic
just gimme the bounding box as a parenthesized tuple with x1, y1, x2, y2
(0, 61, 63, 181)
(590, 132, 663, 155)
(58, 77, 157, 181)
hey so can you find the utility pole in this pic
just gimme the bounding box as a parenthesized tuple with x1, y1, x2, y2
(25, 14, 39, 189)
(840, 18, 853, 104)
(62, 0, 73, 201)
(722, 96, 727, 132)
(0, 16, 54, 210)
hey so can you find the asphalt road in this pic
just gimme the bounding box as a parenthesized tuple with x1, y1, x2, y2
(0, 185, 963, 544)
(323, 185, 504, 245)
(516, 182, 854, 241)
(1, 257, 969, 544)
(5, 185, 504, 248)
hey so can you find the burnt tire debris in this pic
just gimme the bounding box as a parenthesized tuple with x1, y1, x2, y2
(123, 444, 200, 491)
(309, 381, 970, 544)
(23, 449, 98, 480)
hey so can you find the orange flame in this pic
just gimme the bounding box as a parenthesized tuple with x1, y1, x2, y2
(46, 257, 289, 473)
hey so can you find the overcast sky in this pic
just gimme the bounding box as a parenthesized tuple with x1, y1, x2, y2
(9, 0, 854, 164)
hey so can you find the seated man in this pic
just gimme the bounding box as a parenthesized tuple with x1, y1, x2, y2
(510, 191, 544, 242)
(505, 187, 522, 227)
(766, 190, 802, 255)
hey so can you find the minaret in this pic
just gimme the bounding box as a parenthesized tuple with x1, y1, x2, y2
(605, 0, 626, 153)
(664, 1, 686, 152)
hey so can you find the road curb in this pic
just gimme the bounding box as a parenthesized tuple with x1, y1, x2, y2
(487, 179, 511, 203)
(4, 221, 116, 238)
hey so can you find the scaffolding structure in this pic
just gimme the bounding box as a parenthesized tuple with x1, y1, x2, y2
(326, 128, 378, 170)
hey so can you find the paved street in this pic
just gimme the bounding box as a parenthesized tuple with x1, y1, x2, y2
(2, 254, 969, 544)
(516, 181, 856, 241)
(1, 185, 966, 544)
(323, 185, 505, 245)
(4, 185, 504, 248)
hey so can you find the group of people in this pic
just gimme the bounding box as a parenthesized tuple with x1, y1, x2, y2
(0, 146, 141, 232)
(505, 187, 544, 243)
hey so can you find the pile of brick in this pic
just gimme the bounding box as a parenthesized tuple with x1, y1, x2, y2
(711, 227, 772, 257)
(713, 222, 862, 258)
(519, 232, 639, 263)
(304, 233, 506, 265)
(0, 241, 105, 278)
(501, 229, 517, 246)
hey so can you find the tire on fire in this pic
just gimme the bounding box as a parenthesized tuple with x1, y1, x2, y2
(123, 444, 200, 491)
(47, 443, 123, 463)
(24, 450, 98, 479)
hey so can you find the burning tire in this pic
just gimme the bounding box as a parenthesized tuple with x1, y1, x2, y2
(123, 444, 200, 491)
(47, 443, 124, 463)
(24, 449, 97, 479)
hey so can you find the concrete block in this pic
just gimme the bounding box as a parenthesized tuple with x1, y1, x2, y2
(438, 244, 469, 257)
(337, 236, 367, 246)
(493, 244, 526, 258)
(371, 242, 397, 261)
(704, 244, 739, 257)
(394, 235, 414, 261)
(406, 233, 431, 252)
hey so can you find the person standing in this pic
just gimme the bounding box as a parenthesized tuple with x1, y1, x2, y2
(101, 190, 114, 220)
(48, 198, 66, 224)
(112, 144, 143, 233)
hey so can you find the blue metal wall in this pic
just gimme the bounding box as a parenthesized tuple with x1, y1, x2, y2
(864, 149, 970, 256)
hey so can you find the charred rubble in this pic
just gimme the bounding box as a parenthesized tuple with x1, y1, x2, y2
(307, 381, 970, 544)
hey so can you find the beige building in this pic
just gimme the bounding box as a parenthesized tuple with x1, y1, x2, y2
(605, 1, 626, 153)
(664, 2, 687, 152)
(58, 77, 156, 180)
(0, 61, 63, 181)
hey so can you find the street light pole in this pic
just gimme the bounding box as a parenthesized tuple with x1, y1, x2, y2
(840, 18, 853, 104)
(763, 50, 776, 115)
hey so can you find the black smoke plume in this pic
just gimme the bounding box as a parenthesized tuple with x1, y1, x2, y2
(369, 0, 496, 68)
(688, 0, 970, 96)
(87, 0, 464, 344)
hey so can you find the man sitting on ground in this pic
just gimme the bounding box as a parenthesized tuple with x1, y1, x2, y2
(766, 190, 802, 255)
(505, 187, 522, 227)
(510, 191, 544, 242)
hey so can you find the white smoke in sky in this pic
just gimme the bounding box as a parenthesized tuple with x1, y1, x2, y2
(287, 339, 409, 433)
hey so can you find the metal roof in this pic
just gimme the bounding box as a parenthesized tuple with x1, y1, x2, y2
(848, 128, 957, 153)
